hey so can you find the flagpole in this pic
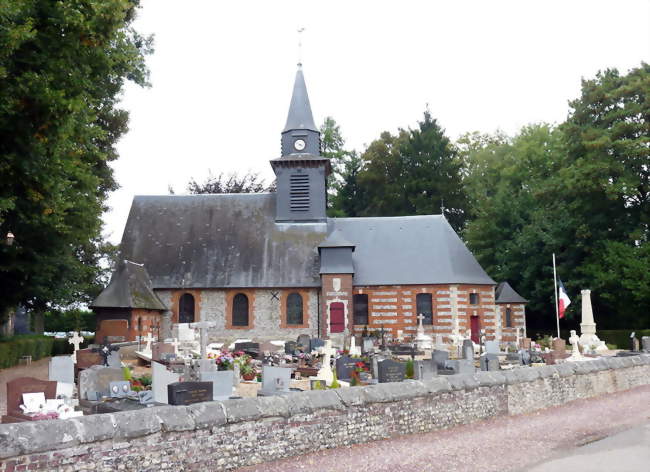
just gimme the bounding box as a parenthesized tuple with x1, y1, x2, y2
(552, 253, 560, 339)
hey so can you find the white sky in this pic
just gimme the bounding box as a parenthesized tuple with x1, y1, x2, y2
(105, 0, 650, 243)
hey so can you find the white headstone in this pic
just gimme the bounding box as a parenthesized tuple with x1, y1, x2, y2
(262, 366, 291, 394)
(316, 340, 336, 385)
(200, 370, 234, 401)
(349, 336, 362, 357)
(143, 332, 155, 353)
(152, 361, 181, 404)
(49, 355, 75, 385)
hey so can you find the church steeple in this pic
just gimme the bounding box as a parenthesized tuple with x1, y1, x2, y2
(271, 64, 330, 223)
(281, 65, 321, 157)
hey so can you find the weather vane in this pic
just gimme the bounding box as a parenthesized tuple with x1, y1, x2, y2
(297, 27, 305, 66)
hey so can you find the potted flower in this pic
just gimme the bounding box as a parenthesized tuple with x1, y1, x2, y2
(235, 354, 256, 381)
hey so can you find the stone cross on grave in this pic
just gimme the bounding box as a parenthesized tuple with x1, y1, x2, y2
(68, 331, 84, 364)
(143, 332, 155, 353)
(417, 313, 425, 334)
(190, 321, 217, 359)
(317, 340, 336, 385)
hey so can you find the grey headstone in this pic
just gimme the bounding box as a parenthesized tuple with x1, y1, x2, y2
(310, 338, 325, 352)
(642, 336, 650, 353)
(200, 370, 234, 401)
(197, 358, 216, 373)
(107, 350, 121, 368)
(79, 366, 124, 400)
(48, 355, 74, 385)
(518, 349, 531, 366)
(432, 350, 449, 370)
(284, 341, 297, 355)
(480, 353, 499, 371)
(413, 360, 436, 380)
(138, 390, 154, 405)
(484, 340, 499, 354)
(336, 355, 357, 380)
(462, 339, 474, 359)
(152, 361, 181, 404)
(296, 334, 311, 350)
(377, 359, 406, 383)
(371, 356, 379, 379)
(261, 366, 292, 395)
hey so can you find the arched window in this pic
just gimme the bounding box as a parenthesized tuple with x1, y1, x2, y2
(416, 293, 433, 325)
(232, 293, 249, 326)
(286, 292, 303, 325)
(505, 308, 513, 328)
(179, 293, 195, 323)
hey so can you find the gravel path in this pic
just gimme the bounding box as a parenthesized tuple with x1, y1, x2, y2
(0, 357, 51, 416)
(237, 384, 650, 472)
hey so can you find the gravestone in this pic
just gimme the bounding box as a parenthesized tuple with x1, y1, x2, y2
(138, 390, 154, 405)
(259, 341, 282, 356)
(310, 338, 325, 352)
(284, 341, 297, 355)
(79, 366, 124, 400)
(642, 336, 650, 353)
(200, 370, 234, 401)
(167, 381, 212, 406)
(152, 343, 176, 362)
(3, 377, 57, 422)
(630, 333, 640, 352)
(48, 356, 74, 385)
(518, 349, 531, 366)
(68, 331, 84, 363)
(261, 366, 292, 395)
(552, 338, 567, 353)
(296, 334, 311, 351)
(75, 349, 103, 370)
(480, 353, 499, 371)
(336, 355, 357, 380)
(432, 350, 449, 371)
(362, 337, 374, 354)
(442, 359, 475, 375)
(413, 360, 436, 380)
(152, 361, 181, 404)
(377, 359, 406, 383)
(234, 342, 260, 359)
(462, 339, 474, 360)
(484, 340, 499, 354)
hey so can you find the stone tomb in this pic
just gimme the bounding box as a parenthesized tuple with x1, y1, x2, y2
(441, 359, 475, 375)
(2, 377, 58, 423)
(480, 353, 499, 371)
(377, 359, 406, 383)
(432, 350, 449, 372)
(261, 366, 292, 395)
(167, 381, 212, 406)
(462, 339, 474, 360)
(199, 370, 234, 401)
(642, 336, 650, 353)
(335, 355, 357, 380)
(413, 360, 436, 380)
(152, 342, 176, 362)
(79, 366, 124, 401)
(152, 361, 181, 404)
(48, 355, 75, 385)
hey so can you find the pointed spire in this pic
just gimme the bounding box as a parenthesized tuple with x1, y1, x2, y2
(283, 65, 317, 132)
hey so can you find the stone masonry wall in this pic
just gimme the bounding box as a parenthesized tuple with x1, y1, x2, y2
(1, 355, 649, 471)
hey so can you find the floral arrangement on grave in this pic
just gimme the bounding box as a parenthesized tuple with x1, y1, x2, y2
(297, 352, 313, 366)
(131, 374, 152, 392)
(209, 350, 235, 371)
(235, 354, 257, 381)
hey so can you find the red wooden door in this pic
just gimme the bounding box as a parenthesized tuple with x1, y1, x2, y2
(329, 302, 345, 333)
(470, 315, 480, 343)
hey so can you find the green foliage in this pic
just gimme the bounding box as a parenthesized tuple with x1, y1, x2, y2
(312, 380, 325, 390)
(596, 329, 650, 349)
(0, 0, 152, 318)
(44, 308, 95, 332)
(184, 171, 274, 195)
(0, 334, 54, 368)
(405, 359, 414, 379)
(122, 366, 132, 381)
(329, 371, 340, 389)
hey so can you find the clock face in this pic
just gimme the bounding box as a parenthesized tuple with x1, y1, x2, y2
(294, 139, 306, 151)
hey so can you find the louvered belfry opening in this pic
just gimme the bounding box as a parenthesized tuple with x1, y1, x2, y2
(289, 173, 310, 212)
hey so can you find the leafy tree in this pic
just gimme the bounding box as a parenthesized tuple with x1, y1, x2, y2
(0, 1, 152, 325)
(185, 171, 275, 194)
(356, 111, 468, 231)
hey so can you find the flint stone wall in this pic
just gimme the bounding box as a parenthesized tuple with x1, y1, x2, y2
(1, 355, 650, 471)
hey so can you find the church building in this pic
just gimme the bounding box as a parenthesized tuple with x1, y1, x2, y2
(92, 65, 528, 345)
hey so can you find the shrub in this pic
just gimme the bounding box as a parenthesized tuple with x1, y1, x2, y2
(0, 334, 93, 369)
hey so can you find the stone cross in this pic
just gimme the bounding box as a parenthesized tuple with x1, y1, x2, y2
(68, 331, 84, 364)
(568, 329, 583, 360)
(92, 338, 120, 367)
(317, 340, 336, 385)
(143, 332, 155, 353)
(189, 321, 216, 359)
(417, 313, 425, 334)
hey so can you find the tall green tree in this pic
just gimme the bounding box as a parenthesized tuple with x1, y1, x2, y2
(357, 111, 468, 231)
(184, 171, 274, 194)
(0, 1, 152, 323)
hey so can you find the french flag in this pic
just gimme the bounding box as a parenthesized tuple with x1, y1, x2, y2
(558, 279, 571, 319)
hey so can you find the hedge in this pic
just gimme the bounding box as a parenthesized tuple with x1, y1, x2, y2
(0, 335, 95, 369)
(596, 329, 650, 350)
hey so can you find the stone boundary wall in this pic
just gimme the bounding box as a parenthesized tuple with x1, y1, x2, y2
(1, 355, 649, 471)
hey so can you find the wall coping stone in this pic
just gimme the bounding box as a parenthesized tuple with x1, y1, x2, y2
(1, 354, 649, 461)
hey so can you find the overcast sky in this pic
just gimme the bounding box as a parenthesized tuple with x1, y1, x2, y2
(105, 0, 650, 243)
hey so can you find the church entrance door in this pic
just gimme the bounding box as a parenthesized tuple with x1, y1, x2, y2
(470, 315, 480, 344)
(329, 302, 345, 333)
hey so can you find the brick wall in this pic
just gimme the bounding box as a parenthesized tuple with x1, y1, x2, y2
(1, 356, 649, 471)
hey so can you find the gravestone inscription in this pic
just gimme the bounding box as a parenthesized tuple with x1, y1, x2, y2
(167, 381, 213, 406)
(378, 359, 406, 383)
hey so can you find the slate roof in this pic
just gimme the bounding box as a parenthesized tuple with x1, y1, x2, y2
(91, 260, 167, 310)
(495, 281, 528, 303)
(117, 194, 495, 288)
(282, 66, 317, 132)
